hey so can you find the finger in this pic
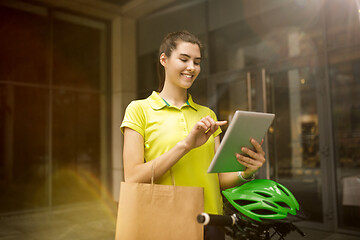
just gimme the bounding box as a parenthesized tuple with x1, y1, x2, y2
(202, 116, 219, 133)
(206, 116, 216, 126)
(197, 121, 209, 132)
(241, 147, 256, 158)
(201, 117, 212, 130)
(205, 120, 218, 136)
(250, 139, 265, 156)
(241, 147, 265, 164)
(216, 120, 228, 127)
(236, 153, 264, 168)
(209, 117, 222, 133)
(236, 154, 258, 168)
(209, 120, 227, 134)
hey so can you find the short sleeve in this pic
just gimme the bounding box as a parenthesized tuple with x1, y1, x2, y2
(120, 101, 146, 137)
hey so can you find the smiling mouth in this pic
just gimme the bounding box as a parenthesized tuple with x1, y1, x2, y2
(181, 73, 194, 78)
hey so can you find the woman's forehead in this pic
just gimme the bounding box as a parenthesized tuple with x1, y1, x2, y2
(173, 41, 201, 58)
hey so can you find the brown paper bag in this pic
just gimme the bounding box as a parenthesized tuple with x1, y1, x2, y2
(115, 178, 204, 240)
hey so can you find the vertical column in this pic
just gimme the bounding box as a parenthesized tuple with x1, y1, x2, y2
(288, 69, 302, 170)
(111, 17, 137, 201)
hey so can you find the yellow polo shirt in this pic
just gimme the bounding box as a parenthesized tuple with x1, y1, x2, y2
(120, 91, 223, 214)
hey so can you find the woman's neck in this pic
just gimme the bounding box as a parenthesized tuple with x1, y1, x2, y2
(159, 84, 188, 108)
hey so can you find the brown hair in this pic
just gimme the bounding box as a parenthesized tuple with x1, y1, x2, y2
(157, 31, 202, 92)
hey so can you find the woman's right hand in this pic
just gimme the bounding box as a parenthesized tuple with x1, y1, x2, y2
(182, 116, 227, 150)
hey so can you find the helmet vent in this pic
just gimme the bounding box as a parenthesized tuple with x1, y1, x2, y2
(251, 209, 277, 215)
(255, 191, 272, 198)
(234, 199, 257, 206)
(277, 185, 290, 196)
(264, 200, 278, 209)
(275, 201, 291, 209)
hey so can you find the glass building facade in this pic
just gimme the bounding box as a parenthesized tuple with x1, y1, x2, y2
(0, 3, 110, 213)
(0, 0, 359, 238)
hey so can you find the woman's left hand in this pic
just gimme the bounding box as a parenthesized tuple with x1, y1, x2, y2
(236, 138, 265, 179)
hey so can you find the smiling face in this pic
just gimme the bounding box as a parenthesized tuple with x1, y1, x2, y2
(160, 41, 201, 90)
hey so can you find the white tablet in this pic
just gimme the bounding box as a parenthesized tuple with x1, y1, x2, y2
(207, 111, 275, 173)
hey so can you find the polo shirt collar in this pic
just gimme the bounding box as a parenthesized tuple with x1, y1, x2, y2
(186, 93, 198, 111)
(147, 91, 198, 111)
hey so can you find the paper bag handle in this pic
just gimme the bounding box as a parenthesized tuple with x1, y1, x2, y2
(151, 161, 176, 186)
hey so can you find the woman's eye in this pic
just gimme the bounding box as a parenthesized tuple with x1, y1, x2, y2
(180, 59, 187, 62)
(194, 62, 200, 65)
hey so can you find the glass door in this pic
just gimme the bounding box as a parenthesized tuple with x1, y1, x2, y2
(214, 63, 326, 225)
(328, 46, 360, 231)
(326, 0, 360, 232)
(260, 62, 325, 224)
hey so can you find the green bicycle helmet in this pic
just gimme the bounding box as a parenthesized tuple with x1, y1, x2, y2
(222, 179, 299, 222)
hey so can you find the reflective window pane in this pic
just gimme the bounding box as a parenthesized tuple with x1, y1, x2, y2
(266, 65, 323, 222)
(326, 0, 360, 49)
(0, 3, 108, 214)
(209, 1, 324, 73)
(52, 90, 101, 205)
(329, 47, 360, 230)
(216, 73, 252, 120)
(0, 85, 49, 213)
(51, 13, 107, 206)
(215, 71, 257, 139)
(0, 5, 48, 84)
(53, 17, 101, 90)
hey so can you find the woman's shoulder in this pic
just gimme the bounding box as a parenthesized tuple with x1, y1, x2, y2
(127, 98, 147, 107)
(188, 97, 215, 114)
(122, 97, 150, 128)
(200, 105, 217, 116)
(188, 94, 214, 112)
(125, 96, 151, 112)
(190, 102, 218, 120)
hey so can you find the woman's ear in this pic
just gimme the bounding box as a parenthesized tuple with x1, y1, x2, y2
(160, 53, 167, 67)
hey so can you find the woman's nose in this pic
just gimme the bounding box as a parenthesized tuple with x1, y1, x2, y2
(187, 61, 195, 71)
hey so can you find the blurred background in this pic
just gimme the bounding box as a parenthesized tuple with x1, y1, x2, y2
(0, 0, 360, 239)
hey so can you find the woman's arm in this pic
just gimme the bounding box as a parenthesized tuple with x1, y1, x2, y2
(217, 136, 266, 190)
(123, 116, 227, 183)
(123, 127, 189, 183)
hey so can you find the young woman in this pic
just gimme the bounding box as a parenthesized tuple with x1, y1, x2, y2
(121, 31, 266, 240)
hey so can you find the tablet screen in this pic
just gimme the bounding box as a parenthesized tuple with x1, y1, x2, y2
(207, 111, 275, 173)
